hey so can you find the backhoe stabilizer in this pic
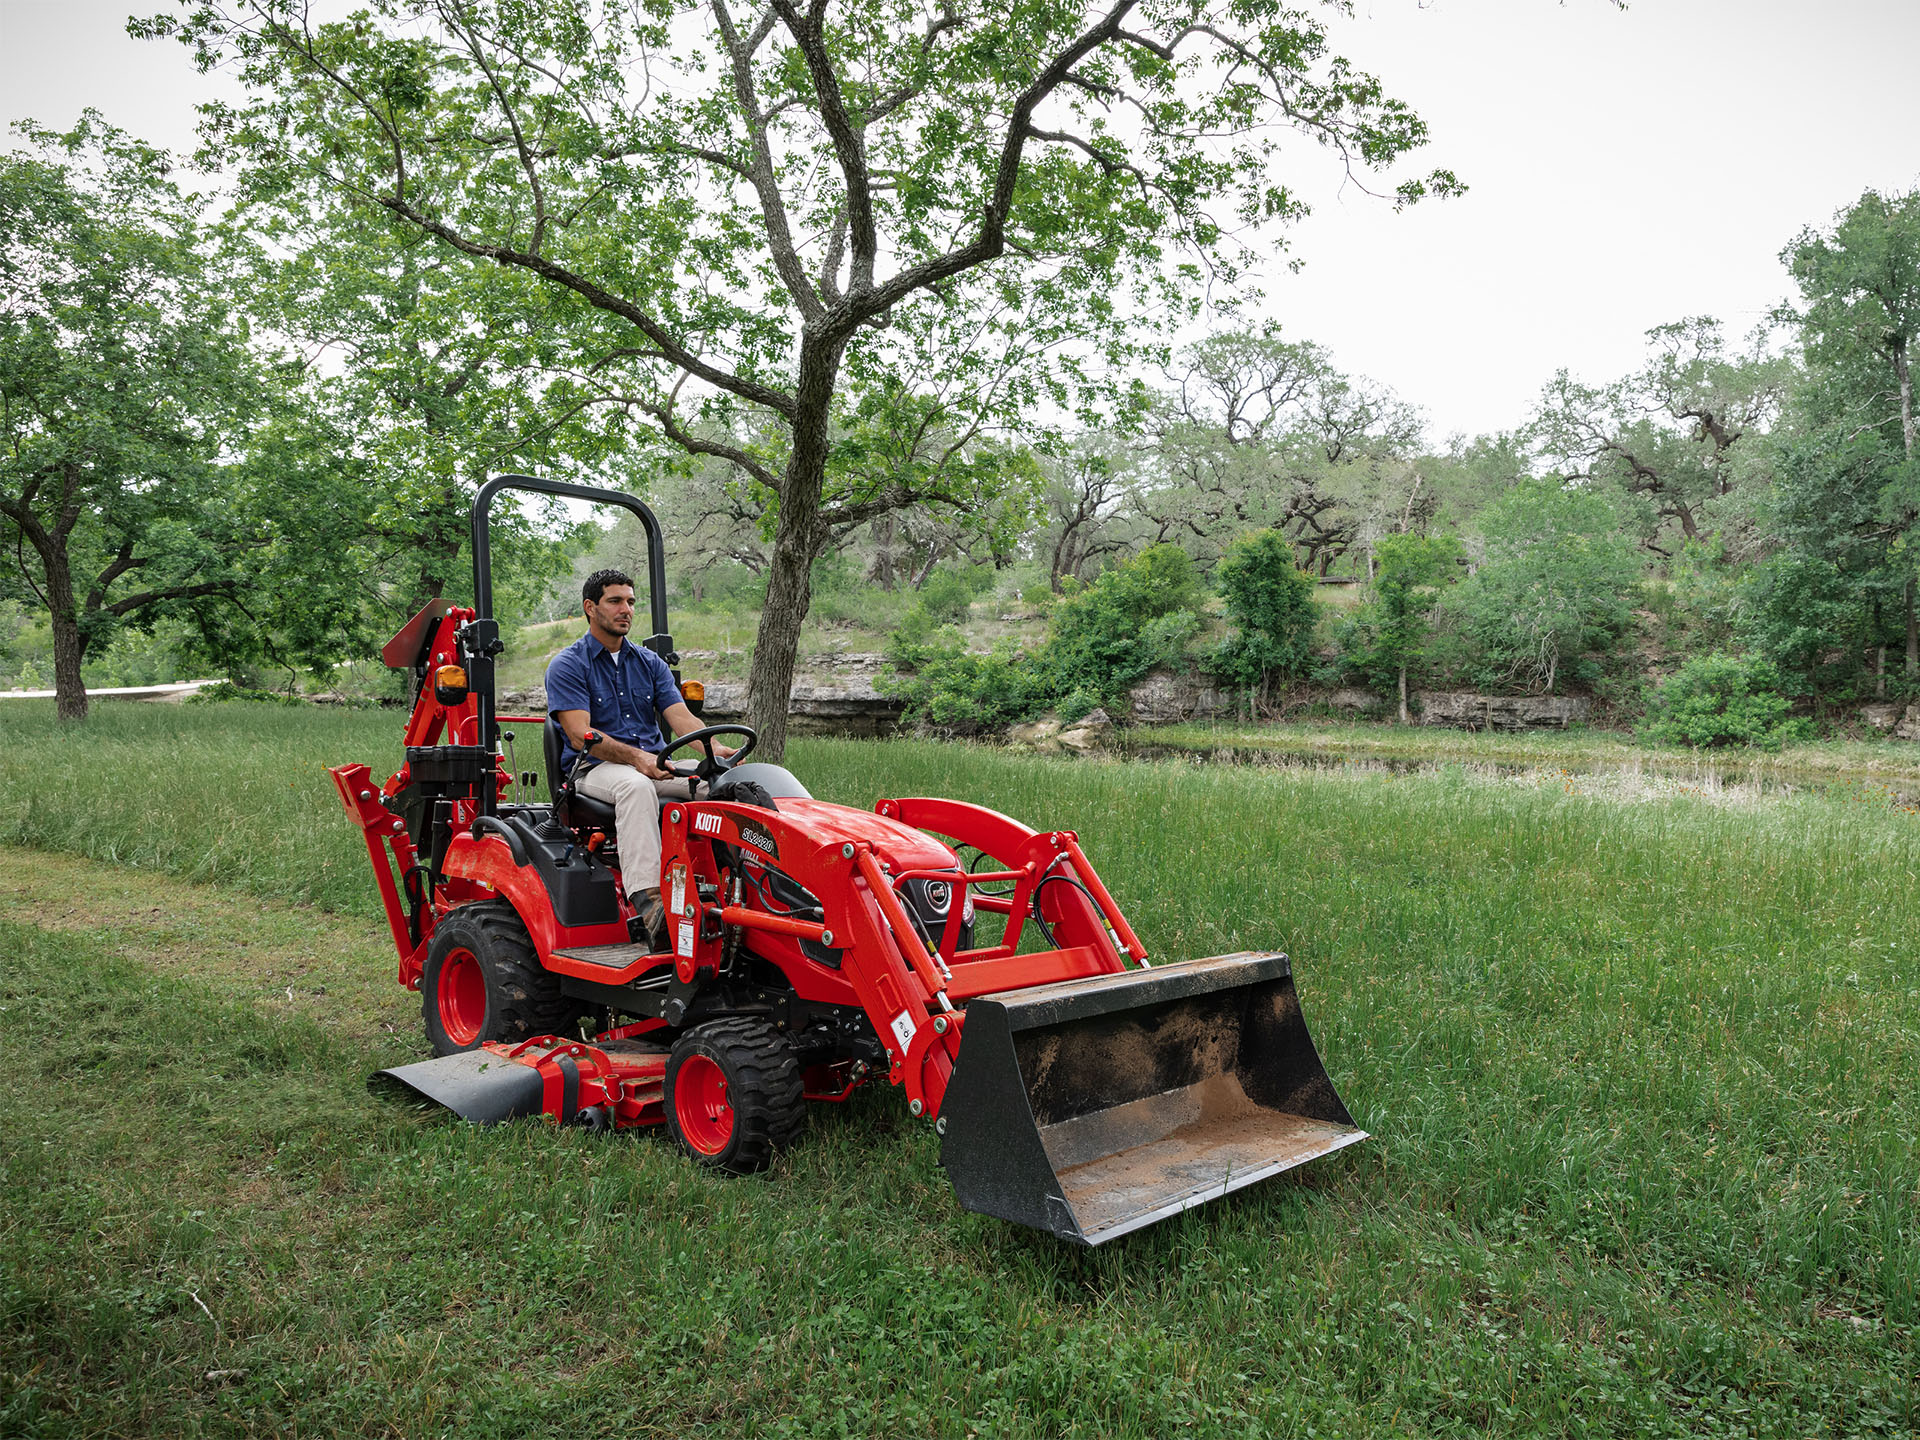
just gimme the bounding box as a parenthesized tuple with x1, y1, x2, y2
(936, 952, 1365, 1246)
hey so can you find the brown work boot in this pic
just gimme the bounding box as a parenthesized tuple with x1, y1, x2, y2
(628, 888, 670, 953)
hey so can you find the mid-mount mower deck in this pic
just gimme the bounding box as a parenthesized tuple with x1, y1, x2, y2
(332, 475, 1364, 1245)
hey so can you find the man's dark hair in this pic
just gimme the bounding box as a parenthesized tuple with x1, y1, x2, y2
(583, 568, 634, 605)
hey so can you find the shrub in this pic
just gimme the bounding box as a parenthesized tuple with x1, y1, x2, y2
(879, 629, 1050, 734)
(1212, 530, 1318, 686)
(1641, 653, 1812, 750)
(1044, 544, 1205, 704)
(1436, 480, 1639, 695)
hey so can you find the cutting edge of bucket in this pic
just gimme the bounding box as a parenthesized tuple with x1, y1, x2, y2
(1066, 1120, 1369, 1246)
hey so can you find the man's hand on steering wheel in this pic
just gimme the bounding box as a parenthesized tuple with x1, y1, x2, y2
(655, 724, 759, 784)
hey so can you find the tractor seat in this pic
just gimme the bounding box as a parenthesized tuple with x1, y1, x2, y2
(543, 717, 618, 834)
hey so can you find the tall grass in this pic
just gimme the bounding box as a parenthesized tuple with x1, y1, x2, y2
(1, 701, 1915, 1435)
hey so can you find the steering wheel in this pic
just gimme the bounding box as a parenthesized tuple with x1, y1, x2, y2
(656, 724, 758, 785)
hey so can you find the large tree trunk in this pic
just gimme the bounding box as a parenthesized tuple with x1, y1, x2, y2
(1895, 337, 1914, 462)
(747, 337, 842, 762)
(868, 512, 897, 590)
(1396, 664, 1409, 725)
(44, 550, 89, 723)
(749, 496, 827, 762)
(1905, 576, 1917, 677)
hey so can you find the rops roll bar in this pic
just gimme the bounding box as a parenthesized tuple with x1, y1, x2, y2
(467, 474, 675, 800)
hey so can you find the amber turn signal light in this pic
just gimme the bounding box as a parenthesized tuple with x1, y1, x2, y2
(433, 663, 469, 706)
(680, 679, 705, 704)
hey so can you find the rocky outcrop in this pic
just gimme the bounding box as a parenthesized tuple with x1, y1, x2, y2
(1896, 703, 1920, 742)
(1126, 670, 1232, 725)
(1058, 708, 1113, 752)
(1414, 691, 1592, 730)
(509, 652, 905, 736)
(1008, 709, 1113, 754)
(698, 654, 903, 737)
(1007, 718, 1062, 747)
(1329, 687, 1384, 715)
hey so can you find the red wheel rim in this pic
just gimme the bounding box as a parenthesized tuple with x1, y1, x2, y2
(438, 947, 487, 1047)
(674, 1053, 733, 1154)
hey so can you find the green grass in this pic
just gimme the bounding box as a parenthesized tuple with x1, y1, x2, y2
(1, 702, 1916, 1435)
(1124, 718, 1920, 788)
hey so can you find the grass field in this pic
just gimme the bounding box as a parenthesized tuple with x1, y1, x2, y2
(1, 701, 1916, 1437)
(1123, 719, 1920, 790)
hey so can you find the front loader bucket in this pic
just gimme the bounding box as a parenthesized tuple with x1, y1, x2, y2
(370, 1050, 546, 1125)
(938, 953, 1365, 1246)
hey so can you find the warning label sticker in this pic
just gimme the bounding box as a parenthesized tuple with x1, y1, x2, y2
(677, 921, 695, 958)
(889, 1010, 917, 1055)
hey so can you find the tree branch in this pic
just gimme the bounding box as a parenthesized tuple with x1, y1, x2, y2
(375, 192, 798, 418)
(712, 0, 824, 320)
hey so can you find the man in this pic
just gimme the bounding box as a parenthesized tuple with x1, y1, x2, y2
(545, 568, 723, 950)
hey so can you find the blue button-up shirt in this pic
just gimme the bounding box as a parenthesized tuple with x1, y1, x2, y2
(544, 632, 684, 771)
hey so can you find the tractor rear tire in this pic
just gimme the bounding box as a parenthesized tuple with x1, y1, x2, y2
(664, 1018, 806, 1174)
(421, 902, 583, 1056)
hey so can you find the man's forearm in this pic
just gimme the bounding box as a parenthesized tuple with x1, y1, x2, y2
(585, 733, 658, 774)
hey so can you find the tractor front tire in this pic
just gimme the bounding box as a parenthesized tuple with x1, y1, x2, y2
(421, 902, 582, 1056)
(664, 1019, 806, 1174)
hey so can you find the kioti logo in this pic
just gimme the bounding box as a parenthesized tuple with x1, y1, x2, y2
(693, 812, 724, 835)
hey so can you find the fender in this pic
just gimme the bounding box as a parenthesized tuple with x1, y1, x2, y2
(441, 831, 627, 959)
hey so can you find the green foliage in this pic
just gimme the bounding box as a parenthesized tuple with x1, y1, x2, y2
(886, 565, 997, 659)
(1642, 653, 1813, 750)
(1737, 549, 1868, 696)
(1212, 530, 1319, 686)
(1335, 533, 1463, 700)
(878, 629, 1051, 735)
(916, 565, 996, 626)
(1044, 544, 1205, 704)
(0, 114, 269, 714)
(1439, 480, 1641, 694)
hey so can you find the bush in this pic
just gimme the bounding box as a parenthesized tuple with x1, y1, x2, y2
(1641, 653, 1812, 750)
(1212, 531, 1317, 686)
(1044, 544, 1205, 704)
(189, 681, 308, 706)
(879, 628, 1050, 734)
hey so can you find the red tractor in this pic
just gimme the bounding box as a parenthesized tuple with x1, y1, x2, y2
(333, 475, 1362, 1245)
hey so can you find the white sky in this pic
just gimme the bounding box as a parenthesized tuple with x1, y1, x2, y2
(4, 0, 1917, 443)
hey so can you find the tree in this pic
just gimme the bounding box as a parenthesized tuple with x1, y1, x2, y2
(0, 116, 266, 720)
(1212, 528, 1317, 697)
(1532, 317, 1789, 558)
(1339, 530, 1460, 722)
(1441, 478, 1640, 696)
(1779, 188, 1920, 684)
(1141, 326, 1427, 574)
(149, 0, 1455, 758)
(1045, 541, 1204, 705)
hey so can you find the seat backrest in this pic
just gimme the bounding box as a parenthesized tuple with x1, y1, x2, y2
(543, 716, 567, 804)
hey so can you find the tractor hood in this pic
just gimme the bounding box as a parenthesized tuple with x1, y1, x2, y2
(772, 798, 960, 872)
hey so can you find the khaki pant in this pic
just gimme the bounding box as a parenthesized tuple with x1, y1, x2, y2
(576, 763, 693, 898)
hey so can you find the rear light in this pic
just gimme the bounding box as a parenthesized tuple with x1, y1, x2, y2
(433, 663, 469, 706)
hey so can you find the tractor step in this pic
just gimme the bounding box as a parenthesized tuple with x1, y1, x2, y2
(551, 942, 651, 967)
